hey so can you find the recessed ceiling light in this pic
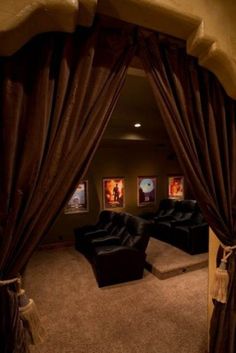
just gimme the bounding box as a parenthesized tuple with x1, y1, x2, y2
(134, 123, 141, 128)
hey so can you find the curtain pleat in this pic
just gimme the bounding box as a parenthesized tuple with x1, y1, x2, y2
(138, 32, 236, 353)
(0, 19, 135, 352)
(0, 284, 28, 353)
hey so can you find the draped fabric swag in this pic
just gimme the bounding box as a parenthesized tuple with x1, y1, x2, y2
(138, 32, 236, 353)
(0, 20, 135, 353)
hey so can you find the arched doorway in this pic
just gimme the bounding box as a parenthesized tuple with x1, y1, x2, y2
(0, 7, 234, 352)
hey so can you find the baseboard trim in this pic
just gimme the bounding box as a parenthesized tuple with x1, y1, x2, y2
(38, 240, 74, 250)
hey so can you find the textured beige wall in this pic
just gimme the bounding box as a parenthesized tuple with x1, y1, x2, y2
(97, 0, 236, 98)
(0, 0, 96, 55)
(0, 0, 236, 97)
(208, 230, 220, 331)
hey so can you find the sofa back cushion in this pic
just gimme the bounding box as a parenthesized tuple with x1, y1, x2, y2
(98, 210, 116, 229)
(121, 215, 151, 251)
(158, 198, 177, 211)
(171, 200, 197, 221)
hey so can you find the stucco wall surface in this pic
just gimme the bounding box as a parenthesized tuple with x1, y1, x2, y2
(0, 0, 236, 97)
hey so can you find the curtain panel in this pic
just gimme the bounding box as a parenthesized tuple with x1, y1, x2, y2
(0, 20, 135, 353)
(138, 32, 236, 353)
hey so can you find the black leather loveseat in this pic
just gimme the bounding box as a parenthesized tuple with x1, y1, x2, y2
(139, 198, 177, 221)
(149, 199, 209, 255)
(172, 206, 209, 254)
(74, 211, 152, 287)
(74, 210, 118, 252)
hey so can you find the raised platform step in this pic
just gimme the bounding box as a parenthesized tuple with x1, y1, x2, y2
(146, 237, 208, 280)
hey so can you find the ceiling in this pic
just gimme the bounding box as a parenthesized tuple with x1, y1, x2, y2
(101, 68, 172, 148)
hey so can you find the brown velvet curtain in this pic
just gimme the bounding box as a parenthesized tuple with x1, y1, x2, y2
(0, 20, 135, 353)
(138, 32, 236, 353)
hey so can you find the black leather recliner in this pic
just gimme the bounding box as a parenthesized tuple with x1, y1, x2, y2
(153, 200, 197, 243)
(74, 211, 152, 287)
(79, 212, 129, 256)
(172, 207, 209, 254)
(92, 215, 151, 287)
(153, 198, 177, 222)
(74, 210, 116, 252)
(139, 198, 177, 221)
(89, 212, 130, 249)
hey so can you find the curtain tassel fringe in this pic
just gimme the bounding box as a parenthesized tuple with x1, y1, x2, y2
(211, 245, 236, 304)
(211, 259, 229, 304)
(17, 281, 46, 345)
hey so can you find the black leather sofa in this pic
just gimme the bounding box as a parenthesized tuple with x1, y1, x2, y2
(74, 210, 117, 250)
(74, 210, 120, 253)
(139, 198, 177, 221)
(154, 200, 197, 241)
(172, 207, 209, 254)
(151, 199, 209, 254)
(153, 198, 177, 221)
(74, 211, 152, 287)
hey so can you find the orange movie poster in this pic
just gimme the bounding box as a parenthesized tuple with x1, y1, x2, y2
(168, 176, 184, 199)
(103, 178, 125, 208)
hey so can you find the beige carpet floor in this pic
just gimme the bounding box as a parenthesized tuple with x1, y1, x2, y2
(24, 247, 208, 353)
(146, 238, 208, 279)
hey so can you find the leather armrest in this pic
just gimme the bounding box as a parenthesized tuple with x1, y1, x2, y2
(171, 219, 191, 227)
(139, 212, 156, 220)
(84, 229, 108, 239)
(74, 224, 99, 237)
(94, 245, 140, 257)
(91, 236, 121, 247)
(190, 223, 208, 230)
(154, 215, 174, 222)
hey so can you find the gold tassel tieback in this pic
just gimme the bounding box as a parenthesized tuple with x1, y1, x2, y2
(16, 278, 46, 345)
(0, 276, 46, 344)
(211, 245, 236, 304)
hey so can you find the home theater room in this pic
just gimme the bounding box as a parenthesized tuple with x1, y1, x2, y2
(1, 2, 236, 353)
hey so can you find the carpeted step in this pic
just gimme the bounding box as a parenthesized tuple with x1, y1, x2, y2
(146, 237, 208, 279)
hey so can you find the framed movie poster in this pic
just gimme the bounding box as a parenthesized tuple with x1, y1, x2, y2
(137, 176, 157, 207)
(168, 175, 184, 199)
(64, 180, 89, 214)
(103, 178, 125, 209)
